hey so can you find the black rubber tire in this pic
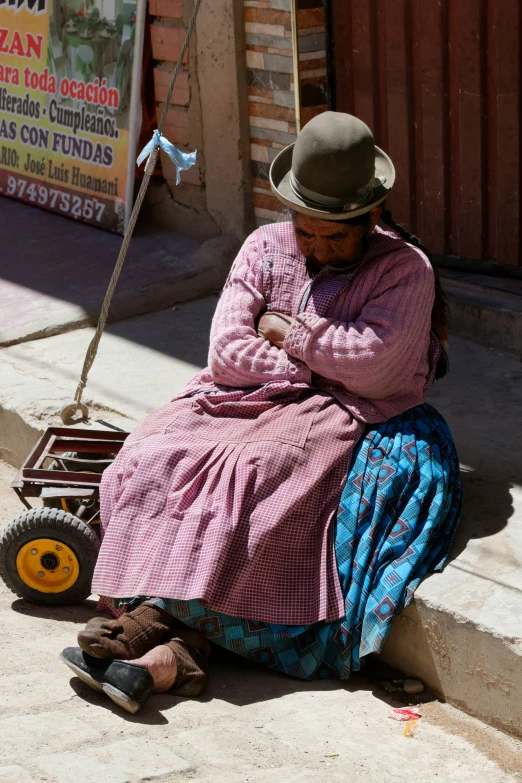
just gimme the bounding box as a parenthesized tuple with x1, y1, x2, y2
(0, 507, 100, 606)
(42, 498, 62, 510)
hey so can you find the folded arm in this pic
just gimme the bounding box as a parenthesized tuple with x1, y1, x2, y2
(283, 257, 434, 400)
(208, 236, 312, 387)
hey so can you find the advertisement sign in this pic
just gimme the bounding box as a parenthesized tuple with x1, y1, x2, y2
(0, 0, 145, 233)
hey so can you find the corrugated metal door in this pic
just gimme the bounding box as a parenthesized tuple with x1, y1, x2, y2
(330, 0, 522, 267)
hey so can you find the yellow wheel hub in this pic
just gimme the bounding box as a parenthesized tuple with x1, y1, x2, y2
(16, 538, 80, 593)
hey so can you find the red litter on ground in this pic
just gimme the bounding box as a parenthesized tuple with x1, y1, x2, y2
(388, 707, 422, 722)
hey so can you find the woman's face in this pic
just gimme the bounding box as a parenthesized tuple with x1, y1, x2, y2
(293, 207, 381, 270)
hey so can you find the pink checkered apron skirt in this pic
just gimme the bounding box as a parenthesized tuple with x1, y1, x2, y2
(92, 383, 363, 625)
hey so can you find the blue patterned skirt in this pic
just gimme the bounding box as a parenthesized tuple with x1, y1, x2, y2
(123, 403, 462, 681)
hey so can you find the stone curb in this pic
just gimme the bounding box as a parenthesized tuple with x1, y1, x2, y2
(381, 569, 522, 740)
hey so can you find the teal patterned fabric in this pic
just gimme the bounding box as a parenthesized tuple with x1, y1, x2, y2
(129, 404, 462, 680)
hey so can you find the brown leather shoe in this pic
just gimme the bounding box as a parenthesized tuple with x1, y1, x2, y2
(77, 603, 175, 660)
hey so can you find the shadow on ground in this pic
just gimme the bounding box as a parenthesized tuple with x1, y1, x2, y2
(0, 198, 197, 308)
(449, 472, 515, 561)
(64, 642, 419, 724)
(0, 197, 204, 353)
(68, 677, 170, 724)
(11, 597, 101, 625)
(11, 597, 430, 725)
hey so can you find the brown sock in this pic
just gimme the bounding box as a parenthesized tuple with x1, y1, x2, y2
(77, 603, 175, 660)
(164, 628, 211, 697)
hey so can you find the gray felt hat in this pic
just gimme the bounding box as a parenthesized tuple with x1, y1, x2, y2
(270, 111, 395, 221)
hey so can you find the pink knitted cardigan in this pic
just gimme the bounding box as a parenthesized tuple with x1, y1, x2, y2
(177, 221, 436, 423)
(94, 221, 437, 623)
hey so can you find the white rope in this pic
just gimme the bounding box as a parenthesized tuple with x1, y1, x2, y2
(61, 0, 203, 425)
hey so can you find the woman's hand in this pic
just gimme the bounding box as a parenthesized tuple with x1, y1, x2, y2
(258, 312, 294, 348)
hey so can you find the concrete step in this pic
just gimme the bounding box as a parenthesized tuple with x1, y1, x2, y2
(382, 548, 522, 740)
(0, 304, 520, 738)
(441, 268, 522, 355)
(383, 337, 522, 739)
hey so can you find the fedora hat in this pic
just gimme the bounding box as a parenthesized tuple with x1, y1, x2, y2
(270, 111, 395, 221)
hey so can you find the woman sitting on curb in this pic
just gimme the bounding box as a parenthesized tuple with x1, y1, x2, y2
(61, 112, 461, 713)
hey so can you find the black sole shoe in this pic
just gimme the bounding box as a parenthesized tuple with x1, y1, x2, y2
(60, 646, 154, 714)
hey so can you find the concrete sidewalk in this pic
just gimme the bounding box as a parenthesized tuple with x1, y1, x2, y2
(0, 297, 217, 465)
(0, 199, 239, 348)
(1, 462, 521, 783)
(0, 297, 521, 739)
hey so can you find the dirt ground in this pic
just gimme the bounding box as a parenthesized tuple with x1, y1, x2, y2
(1, 459, 521, 783)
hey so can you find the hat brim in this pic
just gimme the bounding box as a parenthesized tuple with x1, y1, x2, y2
(269, 143, 395, 221)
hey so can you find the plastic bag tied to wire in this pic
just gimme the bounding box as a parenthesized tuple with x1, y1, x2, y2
(137, 129, 197, 184)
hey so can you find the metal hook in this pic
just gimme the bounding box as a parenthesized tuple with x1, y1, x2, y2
(59, 400, 90, 425)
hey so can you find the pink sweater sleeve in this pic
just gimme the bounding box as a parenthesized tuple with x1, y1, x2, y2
(208, 235, 312, 387)
(283, 254, 434, 400)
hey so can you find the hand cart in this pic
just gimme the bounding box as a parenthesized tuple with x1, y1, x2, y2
(0, 427, 128, 605)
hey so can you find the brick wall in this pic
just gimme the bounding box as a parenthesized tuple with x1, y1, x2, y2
(149, 0, 202, 193)
(297, 0, 328, 126)
(147, 0, 330, 234)
(244, 0, 329, 227)
(244, 0, 297, 226)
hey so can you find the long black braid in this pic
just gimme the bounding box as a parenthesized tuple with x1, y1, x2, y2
(379, 209, 449, 380)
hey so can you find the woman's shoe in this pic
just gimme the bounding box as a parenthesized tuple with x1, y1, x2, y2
(60, 646, 154, 714)
(77, 603, 175, 660)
